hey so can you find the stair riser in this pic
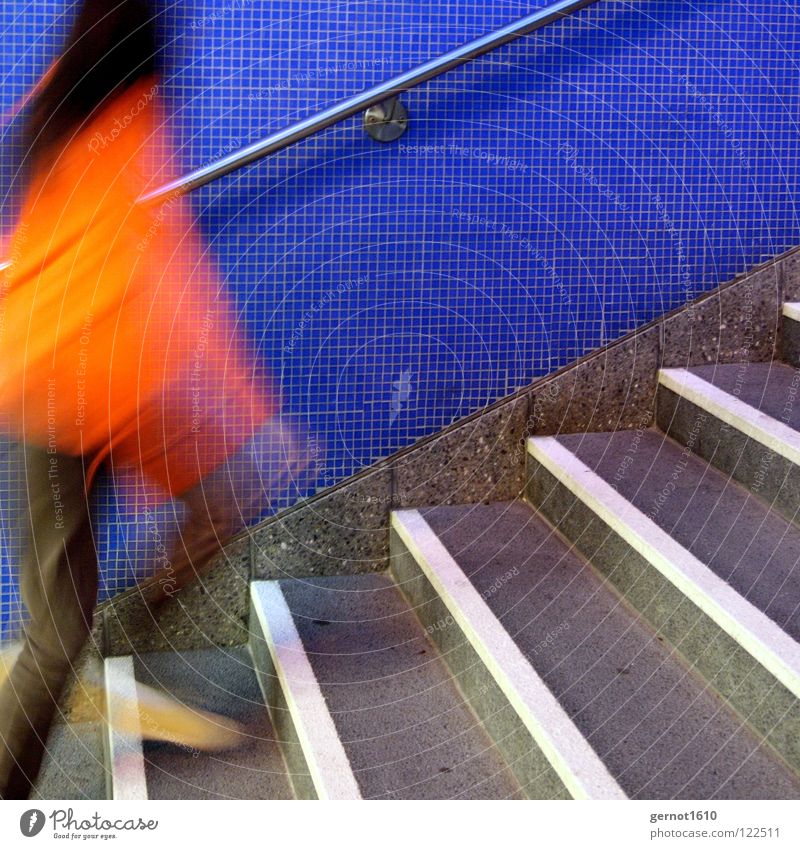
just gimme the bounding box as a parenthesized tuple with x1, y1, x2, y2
(525, 455, 800, 775)
(656, 384, 800, 526)
(248, 602, 319, 801)
(389, 527, 571, 800)
(782, 312, 800, 368)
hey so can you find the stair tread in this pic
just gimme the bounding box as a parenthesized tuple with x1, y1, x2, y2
(557, 430, 800, 641)
(133, 646, 294, 800)
(278, 572, 523, 800)
(419, 500, 800, 800)
(684, 362, 800, 432)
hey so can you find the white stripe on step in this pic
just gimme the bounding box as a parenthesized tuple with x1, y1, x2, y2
(528, 436, 800, 701)
(250, 581, 362, 800)
(391, 509, 628, 801)
(659, 367, 800, 466)
(104, 656, 148, 801)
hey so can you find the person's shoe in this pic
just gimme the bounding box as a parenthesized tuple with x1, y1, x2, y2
(106, 676, 245, 752)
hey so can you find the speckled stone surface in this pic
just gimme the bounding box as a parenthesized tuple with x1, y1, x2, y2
(389, 527, 569, 800)
(778, 248, 800, 303)
(104, 536, 251, 656)
(419, 501, 800, 800)
(559, 430, 800, 640)
(54, 617, 105, 725)
(32, 721, 107, 800)
(134, 646, 294, 800)
(525, 452, 800, 774)
(781, 312, 800, 368)
(279, 573, 523, 800)
(251, 466, 391, 580)
(662, 266, 781, 367)
(391, 396, 527, 507)
(248, 597, 316, 799)
(529, 324, 660, 436)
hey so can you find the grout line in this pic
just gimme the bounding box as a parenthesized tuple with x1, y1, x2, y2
(391, 509, 628, 800)
(528, 436, 800, 702)
(250, 581, 363, 800)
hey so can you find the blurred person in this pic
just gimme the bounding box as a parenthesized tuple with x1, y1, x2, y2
(0, 0, 308, 799)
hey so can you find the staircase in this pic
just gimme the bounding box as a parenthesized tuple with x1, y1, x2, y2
(34, 286, 800, 800)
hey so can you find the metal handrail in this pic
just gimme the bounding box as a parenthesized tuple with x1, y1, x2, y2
(140, 0, 601, 204)
(0, 0, 601, 272)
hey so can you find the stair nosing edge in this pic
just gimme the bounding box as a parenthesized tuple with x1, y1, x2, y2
(782, 303, 800, 322)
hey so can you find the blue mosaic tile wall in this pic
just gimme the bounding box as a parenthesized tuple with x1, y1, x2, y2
(2, 0, 799, 639)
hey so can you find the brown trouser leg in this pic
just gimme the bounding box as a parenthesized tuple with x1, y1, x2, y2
(0, 446, 98, 800)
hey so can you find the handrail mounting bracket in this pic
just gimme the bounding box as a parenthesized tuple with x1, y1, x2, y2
(363, 96, 408, 143)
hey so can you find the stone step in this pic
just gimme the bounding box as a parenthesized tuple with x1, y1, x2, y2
(392, 502, 799, 799)
(32, 722, 106, 801)
(391, 507, 623, 799)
